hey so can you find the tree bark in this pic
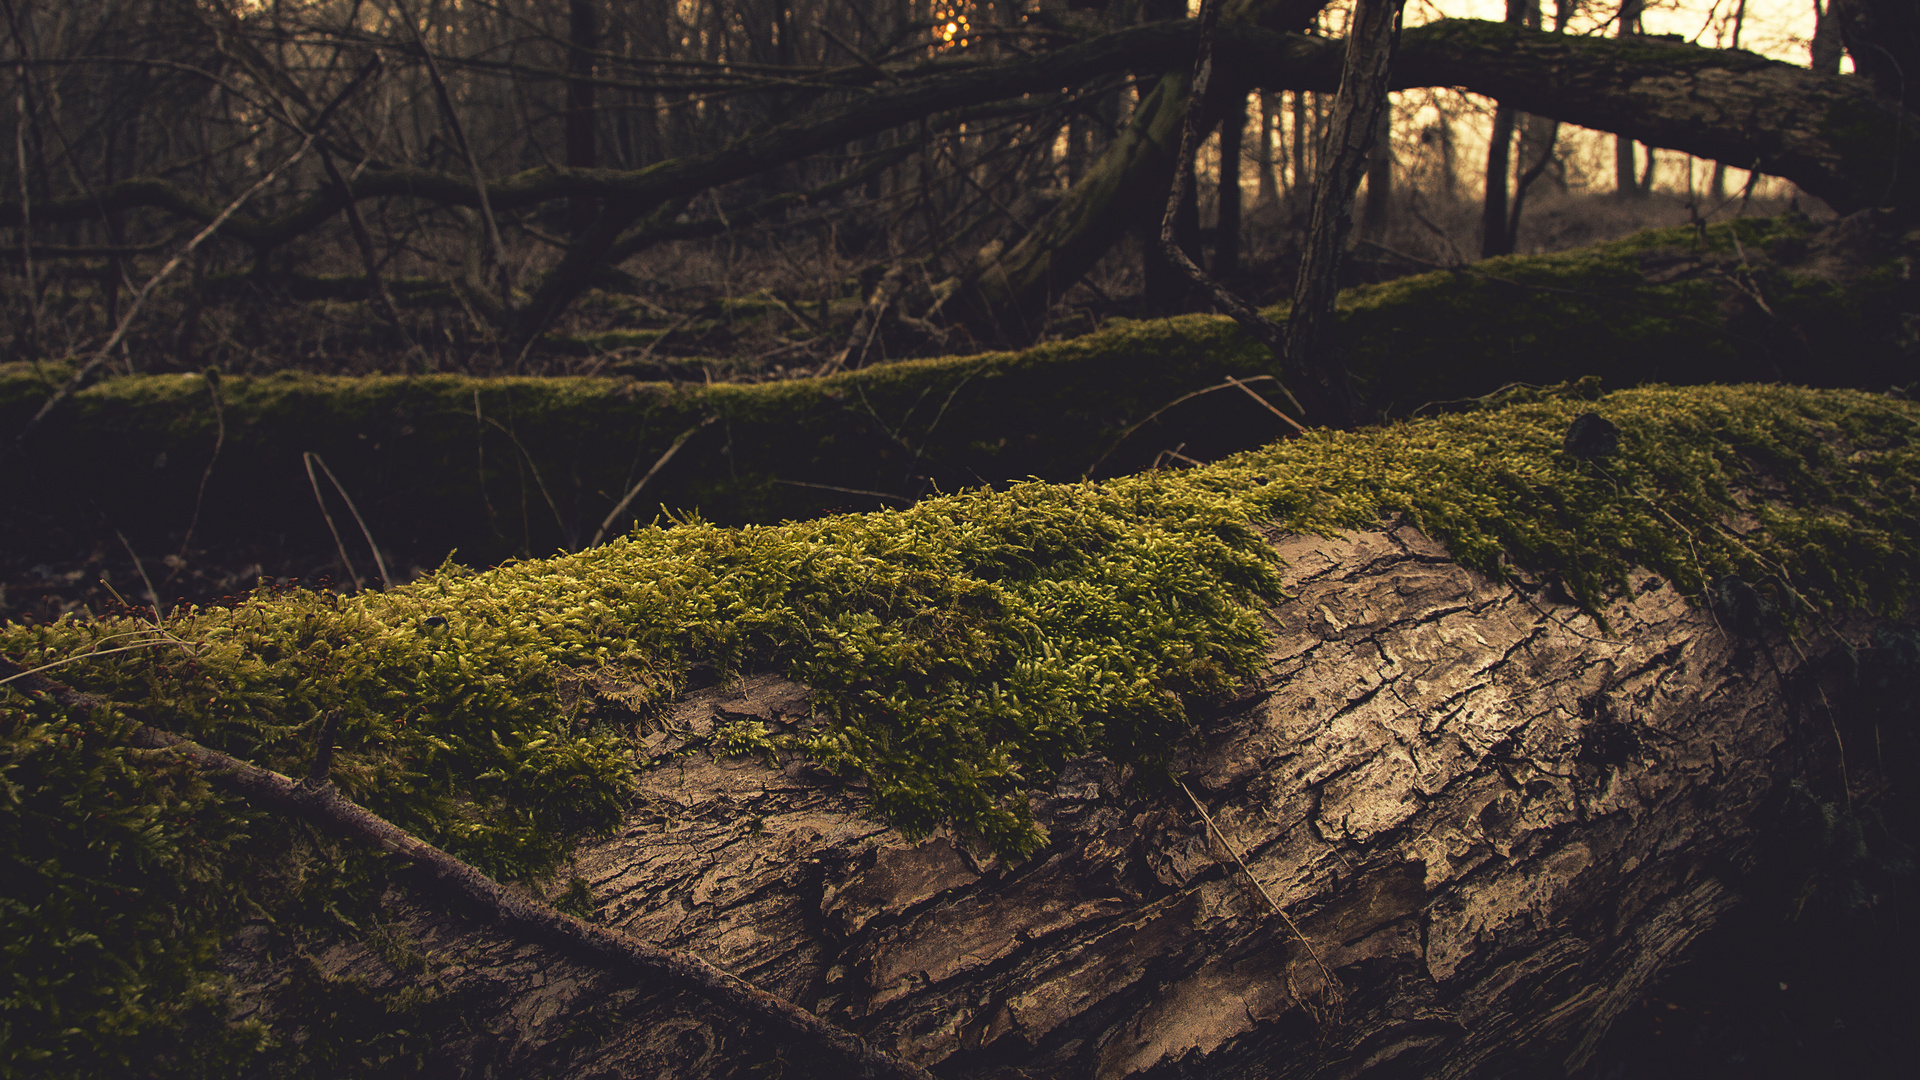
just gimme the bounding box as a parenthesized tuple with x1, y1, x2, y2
(224, 520, 1887, 1078)
(1371, 20, 1920, 215)
(1283, 0, 1401, 428)
(1612, 0, 1644, 199)
(1485, 102, 1517, 251)
(1810, 0, 1841, 75)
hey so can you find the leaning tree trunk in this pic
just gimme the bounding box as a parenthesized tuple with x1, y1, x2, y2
(228, 520, 1881, 1078)
(948, 0, 1325, 345)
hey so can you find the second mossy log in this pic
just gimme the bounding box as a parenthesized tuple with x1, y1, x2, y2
(1, 216, 1913, 579)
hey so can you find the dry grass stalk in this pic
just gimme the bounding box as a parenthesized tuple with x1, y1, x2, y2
(303, 451, 391, 590)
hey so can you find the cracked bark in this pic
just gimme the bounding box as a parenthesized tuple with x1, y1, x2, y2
(225, 519, 1890, 1078)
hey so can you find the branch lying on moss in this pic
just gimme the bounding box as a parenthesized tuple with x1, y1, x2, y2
(0, 656, 937, 1080)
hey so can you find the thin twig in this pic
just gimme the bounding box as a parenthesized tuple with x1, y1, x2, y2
(581, 310, 697, 378)
(1151, 444, 1203, 470)
(306, 709, 344, 786)
(176, 370, 226, 566)
(1085, 375, 1301, 478)
(819, 264, 906, 375)
(480, 415, 569, 548)
(305, 453, 363, 591)
(303, 452, 391, 590)
(1784, 634, 1854, 813)
(817, 24, 896, 83)
(590, 416, 718, 547)
(0, 638, 184, 688)
(774, 479, 909, 503)
(114, 531, 163, 618)
(1223, 376, 1308, 433)
(1156, 0, 1305, 407)
(0, 659, 938, 1080)
(471, 389, 506, 540)
(1178, 780, 1337, 990)
(10, 17, 38, 359)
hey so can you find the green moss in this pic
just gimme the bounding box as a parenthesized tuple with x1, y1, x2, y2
(5, 383, 1919, 1073)
(0, 696, 267, 1076)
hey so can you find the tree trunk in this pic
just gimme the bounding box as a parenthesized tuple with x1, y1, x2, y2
(1216, 95, 1245, 279)
(1481, 0, 1528, 255)
(1483, 103, 1516, 253)
(1359, 101, 1393, 242)
(1506, 111, 1559, 246)
(226, 520, 1887, 1078)
(1290, 89, 1308, 211)
(1283, 0, 1402, 427)
(1255, 91, 1280, 211)
(12, 16, 1917, 347)
(566, 0, 599, 236)
(1613, 0, 1644, 200)
(1833, 0, 1920, 112)
(1144, 154, 1204, 315)
(1369, 19, 1920, 214)
(951, 0, 1322, 344)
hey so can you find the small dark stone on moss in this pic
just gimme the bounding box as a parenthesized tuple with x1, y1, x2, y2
(1563, 412, 1620, 458)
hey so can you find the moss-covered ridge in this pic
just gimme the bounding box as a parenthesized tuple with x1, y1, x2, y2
(5, 384, 1919, 1073)
(8, 382, 1918, 852)
(3, 217, 1911, 576)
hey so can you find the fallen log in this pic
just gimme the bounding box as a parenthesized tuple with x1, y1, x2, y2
(3, 217, 1914, 598)
(214, 519, 1904, 1078)
(6, 383, 1916, 1076)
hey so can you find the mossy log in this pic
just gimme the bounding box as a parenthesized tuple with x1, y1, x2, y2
(3, 218, 1913, 585)
(5, 382, 1917, 1076)
(208, 525, 1899, 1078)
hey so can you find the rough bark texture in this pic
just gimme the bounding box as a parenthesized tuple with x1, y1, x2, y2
(233, 520, 1873, 1078)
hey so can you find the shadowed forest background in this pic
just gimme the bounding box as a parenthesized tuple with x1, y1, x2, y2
(2, 1, 1918, 1077)
(0, 0, 1875, 382)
